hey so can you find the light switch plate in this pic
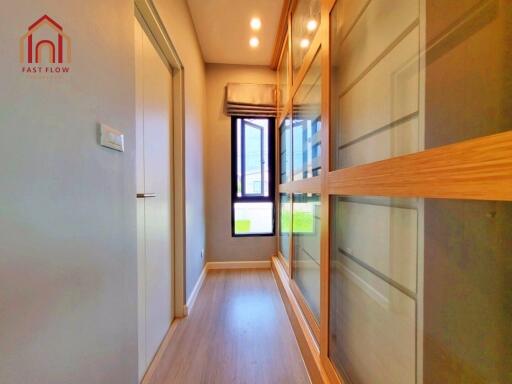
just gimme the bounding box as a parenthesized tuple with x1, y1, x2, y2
(100, 123, 124, 152)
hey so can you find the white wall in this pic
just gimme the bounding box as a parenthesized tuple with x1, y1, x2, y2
(205, 63, 277, 262)
(153, 0, 207, 298)
(0, 1, 138, 383)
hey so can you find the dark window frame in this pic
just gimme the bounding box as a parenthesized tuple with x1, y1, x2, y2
(241, 119, 265, 196)
(231, 116, 276, 237)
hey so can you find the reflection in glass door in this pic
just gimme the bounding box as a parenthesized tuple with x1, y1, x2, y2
(279, 193, 292, 263)
(292, 50, 322, 180)
(293, 193, 321, 322)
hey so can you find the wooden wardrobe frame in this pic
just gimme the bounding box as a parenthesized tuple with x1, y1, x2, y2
(271, 0, 512, 383)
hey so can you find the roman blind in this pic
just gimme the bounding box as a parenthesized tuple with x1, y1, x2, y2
(225, 83, 277, 117)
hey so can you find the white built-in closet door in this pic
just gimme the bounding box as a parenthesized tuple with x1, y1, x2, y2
(135, 18, 173, 381)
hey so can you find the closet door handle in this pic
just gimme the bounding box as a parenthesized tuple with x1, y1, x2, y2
(136, 193, 157, 198)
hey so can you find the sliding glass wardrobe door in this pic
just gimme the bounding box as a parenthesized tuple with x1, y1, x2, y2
(327, 0, 512, 383)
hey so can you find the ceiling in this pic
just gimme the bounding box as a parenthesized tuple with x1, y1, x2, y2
(186, 0, 284, 66)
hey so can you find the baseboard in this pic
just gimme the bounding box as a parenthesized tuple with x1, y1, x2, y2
(184, 264, 208, 316)
(207, 260, 271, 270)
(271, 256, 331, 384)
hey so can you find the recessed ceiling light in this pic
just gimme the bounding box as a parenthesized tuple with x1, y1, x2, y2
(300, 38, 310, 49)
(249, 37, 260, 48)
(306, 19, 318, 31)
(250, 17, 262, 30)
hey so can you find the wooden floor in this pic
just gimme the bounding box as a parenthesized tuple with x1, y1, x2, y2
(148, 269, 310, 384)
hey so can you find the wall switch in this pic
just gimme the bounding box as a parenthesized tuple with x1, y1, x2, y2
(100, 123, 125, 152)
(201, 249, 204, 259)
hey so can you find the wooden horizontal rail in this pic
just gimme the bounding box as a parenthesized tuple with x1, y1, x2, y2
(280, 176, 322, 194)
(327, 130, 512, 201)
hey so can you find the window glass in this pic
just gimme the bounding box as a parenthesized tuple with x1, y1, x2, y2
(293, 50, 322, 180)
(280, 115, 292, 184)
(279, 193, 291, 262)
(234, 202, 273, 235)
(232, 117, 274, 236)
(237, 118, 270, 197)
(293, 193, 321, 321)
(291, 0, 321, 79)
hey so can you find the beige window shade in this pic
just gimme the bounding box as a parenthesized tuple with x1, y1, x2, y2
(225, 83, 277, 117)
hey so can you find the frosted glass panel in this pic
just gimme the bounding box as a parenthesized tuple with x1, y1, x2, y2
(425, 0, 512, 148)
(278, 43, 289, 112)
(330, 196, 512, 384)
(293, 51, 322, 180)
(423, 199, 512, 384)
(329, 251, 416, 384)
(330, 0, 420, 170)
(330, 0, 512, 170)
(293, 193, 320, 321)
(280, 116, 292, 184)
(334, 197, 418, 293)
(328, 1, 512, 382)
(329, 196, 418, 384)
(291, 0, 321, 79)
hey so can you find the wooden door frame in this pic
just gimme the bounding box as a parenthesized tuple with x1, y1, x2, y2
(135, 0, 186, 319)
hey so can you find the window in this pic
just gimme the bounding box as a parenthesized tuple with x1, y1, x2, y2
(231, 117, 275, 236)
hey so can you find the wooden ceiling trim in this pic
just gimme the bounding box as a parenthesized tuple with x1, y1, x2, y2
(270, 0, 295, 69)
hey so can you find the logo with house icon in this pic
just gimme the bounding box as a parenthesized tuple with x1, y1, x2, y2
(20, 15, 71, 74)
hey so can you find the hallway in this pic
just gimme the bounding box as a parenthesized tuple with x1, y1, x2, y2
(147, 270, 310, 384)
(2, 1, 511, 383)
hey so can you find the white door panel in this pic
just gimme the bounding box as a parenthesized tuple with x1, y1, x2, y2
(141, 25, 173, 366)
(134, 20, 146, 382)
(135, 17, 173, 381)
